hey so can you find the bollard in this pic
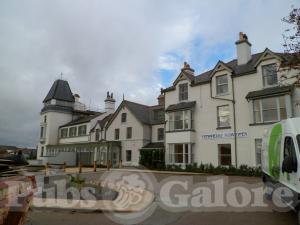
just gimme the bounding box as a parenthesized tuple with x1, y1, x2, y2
(63, 161, 66, 172)
(79, 161, 82, 173)
(45, 163, 49, 175)
(93, 160, 97, 172)
(119, 160, 122, 168)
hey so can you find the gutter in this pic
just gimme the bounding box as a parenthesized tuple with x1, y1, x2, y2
(209, 78, 238, 167)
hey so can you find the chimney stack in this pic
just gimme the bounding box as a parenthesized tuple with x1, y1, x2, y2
(235, 32, 252, 65)
(181, 62, 195, 75)
(104, 91, 116, 114)
(157, 89, 165, 106)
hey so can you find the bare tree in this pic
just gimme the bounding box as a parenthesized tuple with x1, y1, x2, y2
(281, 6, 300, 74)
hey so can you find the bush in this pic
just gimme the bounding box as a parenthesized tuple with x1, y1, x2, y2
(153, 163, 261, 177)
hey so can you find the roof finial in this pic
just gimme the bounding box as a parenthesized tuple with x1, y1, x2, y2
(123, 93, 125, 101)
(60, 72, 63, 80)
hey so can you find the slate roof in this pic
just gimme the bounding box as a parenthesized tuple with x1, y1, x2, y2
(165, 101, 196, 112)
(141, 142, 165, 149)
(90, 114, 113, 132)
(60, 113, 103, 128)
(245, 85, 294, 100)
(163, 51, 293, 92)
(43, 79, 75, 103)
(107, 100, 165, 127)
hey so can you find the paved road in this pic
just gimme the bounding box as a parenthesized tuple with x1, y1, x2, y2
(26, 171, 298, 225)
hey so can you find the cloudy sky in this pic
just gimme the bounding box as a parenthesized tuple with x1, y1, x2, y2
(0, 0, 297, 147)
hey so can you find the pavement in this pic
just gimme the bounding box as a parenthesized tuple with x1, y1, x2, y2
(25, 169, 299, 225)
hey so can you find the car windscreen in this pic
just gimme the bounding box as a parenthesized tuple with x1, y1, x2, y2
(297, 135, 300, 152)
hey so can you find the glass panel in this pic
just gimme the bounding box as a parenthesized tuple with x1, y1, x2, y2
(174, 111, 183, 129)
(262, 109, 278, 122)
(218, 105, 230, 127)
(262, 64, 278, 86)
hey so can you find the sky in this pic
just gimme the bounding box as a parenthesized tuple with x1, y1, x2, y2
(0, 0, 298, 147)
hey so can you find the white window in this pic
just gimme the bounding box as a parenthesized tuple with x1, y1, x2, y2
(40, 127, 44, 139)
(168, 110, 192, 131)
(216, 75, 228, 95)
(168, 144, 192, 164)
(179, 83, 188, 101)
(253, 96, 287, 123)
(60, 128, 68, 138)
(78, 125, 87, 136)
(217, 105, 230, 128)
(95, 129, 100, 141)
(218, 144, 231, 166)
(262, 64, 278, 87)
(126, 150, 132, 162)
(69, 127, 77, 137)
(157, 128, 164, 141)
(255, 139, 262, 166)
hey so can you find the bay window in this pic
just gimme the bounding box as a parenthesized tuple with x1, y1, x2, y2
(253, 96, 287, 123)
(168, 110, 193, 131)
(168, 143, 193, 164)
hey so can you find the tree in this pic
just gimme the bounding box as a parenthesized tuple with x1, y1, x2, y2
(281, 6, 300, 75)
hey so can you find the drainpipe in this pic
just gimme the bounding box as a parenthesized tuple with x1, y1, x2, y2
(210, 78, 238, 167)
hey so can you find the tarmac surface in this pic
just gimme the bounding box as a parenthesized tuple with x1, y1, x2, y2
(25, 170, 298, 225)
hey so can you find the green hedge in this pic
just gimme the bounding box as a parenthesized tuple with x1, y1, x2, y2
(152, 163, 261, 177)
(139, 149, 165, 169)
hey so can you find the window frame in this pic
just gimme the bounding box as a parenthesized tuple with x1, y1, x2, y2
(217, 105, 230, 128)
(126, 127, 132, 139)
(60, 128, 68, 138)
(95, 128, 100, 141)
(69, 127, 77, 137)
(216, 75, 229, 95)
(253, 96, 287, 123)
(78, 125, 87, 136)
(168, 143, 192, 165)
(157, 128, 164, 141)
(255, 139, 262, 166)
(179, 83, 188, 101)
(121, 113, 127, 123)
(218, 144, 232, 166)
(262, 63, 278, 87)
(168, 110, 192, 131)
(126, 150, 132, 162)
(115, 128, 120, 140)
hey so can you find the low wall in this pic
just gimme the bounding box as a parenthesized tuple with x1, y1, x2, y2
(42, 152, 77, 166)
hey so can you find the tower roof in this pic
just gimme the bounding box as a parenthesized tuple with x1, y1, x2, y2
(43, 79, 75, 103)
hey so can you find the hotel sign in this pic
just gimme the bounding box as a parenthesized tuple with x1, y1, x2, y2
(201, 132, 248, 140)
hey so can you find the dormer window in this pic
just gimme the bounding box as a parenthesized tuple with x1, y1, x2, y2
(216, 75, 228, 95)
(262, 63, 278, 87)
(179, 83, 188, 101)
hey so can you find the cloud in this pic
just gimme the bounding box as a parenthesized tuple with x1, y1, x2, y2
(0, 0, 298, 147)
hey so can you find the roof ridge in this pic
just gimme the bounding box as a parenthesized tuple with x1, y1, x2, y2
(124, 100, 150, 108)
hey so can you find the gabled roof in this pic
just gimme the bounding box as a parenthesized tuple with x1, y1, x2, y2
(43, 79, 75, 103)
(106, 100, 165, 128)
(59, 113, 103, 128)
(163, 51, 293, 92)
(209, 60, 233, 77)
(90, 114, 113, 132)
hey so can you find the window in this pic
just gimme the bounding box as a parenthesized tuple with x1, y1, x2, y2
(253, 96, 287, 123)
(255, 139, 262, 166)
(262, 64, 278, 87)
(78, 125, 87, 136)
(121, 113, 127, 123)
(69, 127, 77, 137)
(179, 83, 188, 101)
(219, 144, 231, 166)
(169, 110, 191, 131)
(216, 75, 228, 95)
(95, 129, 100, 141)
(283, 136, 297, 164)
(60, 128, 68, 138)
(44, 115, 47, 123)
(41, 147, 44, 157)
(168, 144, 191, 164)
(157, 128, 164, 141)
(115, 128, 120, 140)
(40, 127, 44, 139)
(126, 150, 132, 162)
(217, 105, 230, 128)
(126, 127, 132, 139)
(154, 109, 164, 121)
